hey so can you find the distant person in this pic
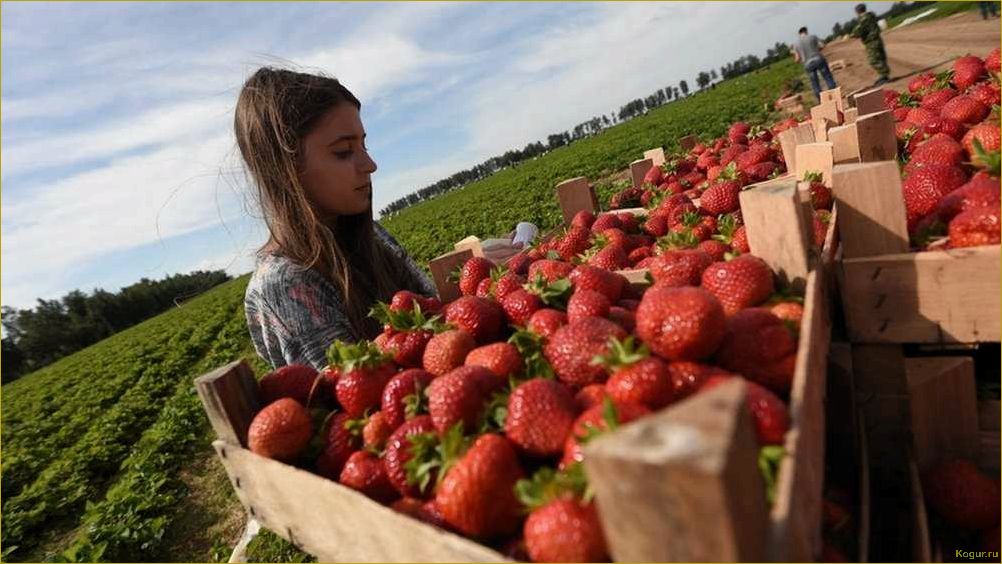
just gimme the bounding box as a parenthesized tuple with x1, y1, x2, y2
(979, 1, 999, 19)
(852, 3, 890, 86)
(792, 26, 837, 102)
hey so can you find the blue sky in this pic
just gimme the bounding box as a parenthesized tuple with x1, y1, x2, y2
(1, 1, 893, 311)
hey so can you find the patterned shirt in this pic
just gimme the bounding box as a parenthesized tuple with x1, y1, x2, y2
(245, 223, 437, 371)
(852, 12, 882, 44)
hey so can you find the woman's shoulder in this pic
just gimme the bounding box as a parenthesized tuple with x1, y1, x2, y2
(246, 253, 331, 303)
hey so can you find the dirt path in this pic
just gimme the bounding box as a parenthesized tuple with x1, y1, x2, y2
(819, 11, 1000, 96)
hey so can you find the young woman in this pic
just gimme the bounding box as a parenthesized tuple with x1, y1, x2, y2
(235, 67, 437, 370)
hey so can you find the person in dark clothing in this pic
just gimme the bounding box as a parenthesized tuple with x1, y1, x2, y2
(979, 1, 1000, 19)
(852, 3, 890, 86)
(792, 26, 837, 102)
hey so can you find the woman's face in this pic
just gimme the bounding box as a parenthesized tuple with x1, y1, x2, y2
(299, 103, 378, 218)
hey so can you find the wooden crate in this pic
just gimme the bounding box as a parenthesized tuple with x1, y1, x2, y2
(832, 160, 1001, 344)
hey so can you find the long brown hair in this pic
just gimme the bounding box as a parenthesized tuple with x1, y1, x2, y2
(234, 67, 405, 339)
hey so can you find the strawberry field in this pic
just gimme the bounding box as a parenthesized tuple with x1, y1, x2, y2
(4, 41, 1001, 562)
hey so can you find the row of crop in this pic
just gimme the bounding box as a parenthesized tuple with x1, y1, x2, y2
(380, 59, 801, 267)
(1, 290, 242, 500)
(57, 289, 251, 562)
(0, 284, 242, 561)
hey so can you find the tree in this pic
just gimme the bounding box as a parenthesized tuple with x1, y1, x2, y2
(696, 72, 711, 90)
(679, 80, 689, 97)
(832, 22, 843, 37)
(710, 69, 718, 81)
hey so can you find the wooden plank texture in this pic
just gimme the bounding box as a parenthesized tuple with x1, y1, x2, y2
(631, 158, 654, 188)
(584, 379, 768, 563)
(739, 177, 813, 292)
(840, 246, 1001, 343)
(212, 441, 508, 563)
(853, 87, 887, 116)
(778, 122, 816, 172)
(828, 123, 860, 164)
(831, 160, 909, 259)
(644, 147, 666, 167)
(854, 110, 898, 162)
(195, 360, 260, 447)
(906, 357, 979, 474)
(556, 177, 598, 224)
(795, 142, 835, 185)
(428, 248, 475, 303)
(680, 134, 699, 151)
(820, 86, 844, 112)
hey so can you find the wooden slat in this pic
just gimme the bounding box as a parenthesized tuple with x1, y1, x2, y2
(680, 134, 699, 151)
(428, 248, 475, 303)
(212, 441, 508, 563)
(831, 160, 909, 259)
(643, 147, 666, 167)
(453, 235, 484, 257)
(909, 457, 933, 563)
(853, 87, 887, 116)
(811, 101, 842, 141)
(555, 177, 598, 225)
(852, 345, 910, 470)
(195, 360, 260, 447)
(820, 86, 844, 112)
(978, 400, 1000, 474)
(778, 122, 816, 172)
(840, 246, 1002, 343)
(905, 357, 979, 474)
(739, 177, 813, 292)
(854, 110, 897, 162)
(858, 410, 871, 564)
(769, 269, 829, 562)
(631, 158, 654, 188)
(828, 123, 861, 164)
(843, 107, 859, 124)
(795, 142, 835, 185)
(584, 379, 768, 562)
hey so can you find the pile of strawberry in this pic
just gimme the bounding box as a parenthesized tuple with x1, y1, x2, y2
(562, 119, 832, 270)
(244, 238, 806, 561)
(886, 48, 1001, 249)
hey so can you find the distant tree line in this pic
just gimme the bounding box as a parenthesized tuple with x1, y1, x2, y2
(1, 270, 231, 383)
(379, 37, 800, 216)
(826, 1, 930, 41)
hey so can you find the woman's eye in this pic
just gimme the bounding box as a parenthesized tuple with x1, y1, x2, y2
(334, 150, 353, 159)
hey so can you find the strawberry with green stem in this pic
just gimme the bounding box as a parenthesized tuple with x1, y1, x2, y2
(560, 397, 650, 468)
(328, 340, 397, 418)
(595, 336, 674, 410)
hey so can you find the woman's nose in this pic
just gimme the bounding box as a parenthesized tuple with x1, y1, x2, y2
(360, 148, 377, 174)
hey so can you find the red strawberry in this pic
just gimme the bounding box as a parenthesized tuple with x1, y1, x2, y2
(384, 415, 437, 498)
(501, 288, 545, 326)
(987, 48, 1001, 73)
(729, 121, 751, 139)
(247, 398, 312, 461)
(590, 213, 622, 232)
(427, 365, 504, 434)
(444, 296, 504, 344)
(906, 107, 940, 129)
(527, 308, 568, 339)
(566, 289, 612, 323)
(258, 364, 321, 406)
(556, 226, 592, 261)
(909, 73, 936, 94)
(771, 301, 805, 328)
(459, 257, 494, 296)
(524, 499, 609, 563)
(902, 165, 969, 231)
(544, 317, 628, 386)
(667, 361, 729, 402)
(643, 213, 670, 237)
(505, 252, 534, 276)
(719, 144, 748, 166)
(732, 225, 750, 253)
(474, 277, 493, 298)
(607, 305, 636, 332)
(969, 80, 1001, 109)
(643, 165, 664, 186)
(941, 95, 990, 125)
(330, 341, 397, 418)
(714, 308, 798, 394)
(962, 122, 1002, 168)
(600, 337, 674, 410)
(921, 116, 966, 141)
(698, 239, 731, 261)
(910, 134, 965, 168)
(952, 55, 986, 91)
(505, 378, 578, 457)
(937, 173, 1002, 221)
(391, 497, 447, 527)
(574, 384, 608, 411)
(701, 375, 790, 445)
(390, 290, 441, 314)
(465, 342, 523, 379)
(635, 286, 727, 361)
(381, 368, 436, 428)
(700, 180, 742, 215)
(528, 259, 575, 283)
(570, 210, 596, 229)
(568, 264, 626, 302)
(316, 412, 361, 479)
(587, 244, 628, 271)
(948, 206, 1001, 248)
(361, 410, 394, 451)
(339, 450, 398, 503)
(919, 87, 958, 113)
(809, 180, 833, 211)
(494, 272, 527, 302)
(893, 107, 913, 122)
(423, 329, 476, 376)
(628, 245, 655, 265)
(649, 249, 713, 287)
(700, 255, 775, 316)
(561, 399, 650, 467)
(384, 330, 434, 368)
(436, 434, 524, 538)
(745, 161, 780, 182)
(923, 459, 1001, 530)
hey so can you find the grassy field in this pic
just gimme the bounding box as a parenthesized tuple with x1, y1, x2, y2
(885, 0, 980, 29)
(0, 57, 805, 562)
